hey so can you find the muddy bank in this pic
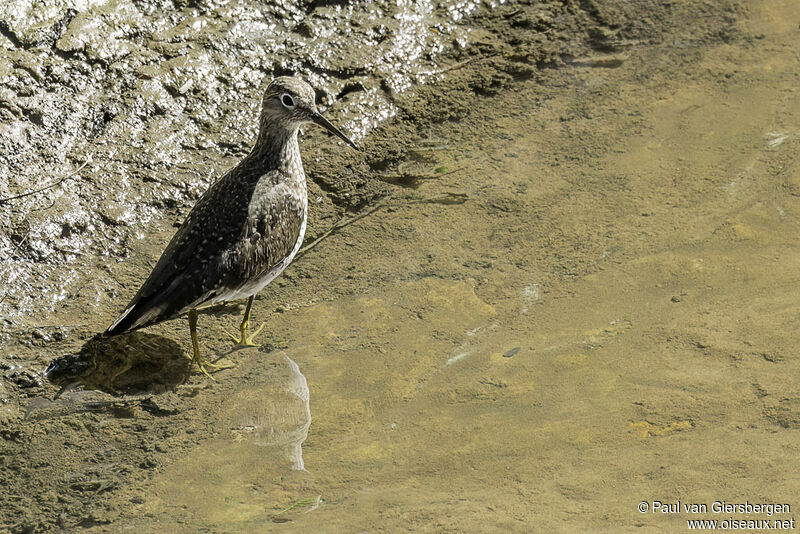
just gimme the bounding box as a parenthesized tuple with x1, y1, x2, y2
(0, 0, 778, 531)
(0, 0, 735, 337)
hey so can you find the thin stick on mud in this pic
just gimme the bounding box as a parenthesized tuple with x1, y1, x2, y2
(297, 199, 392, 257)
(297, 191, 468, 257)
(435, 52, 499, 75)
(271, 495, 322, 518)
(0, 159, 90, 205)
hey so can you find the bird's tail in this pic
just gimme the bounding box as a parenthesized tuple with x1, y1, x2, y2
(105, 274, 201, 336)
(105, 293, 167, 335)
(105, 303, 139, 336)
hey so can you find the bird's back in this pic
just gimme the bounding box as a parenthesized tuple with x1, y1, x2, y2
(106, 154, 306, 335)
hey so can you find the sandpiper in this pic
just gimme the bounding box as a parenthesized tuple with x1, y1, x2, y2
(106, 76, 357, 376)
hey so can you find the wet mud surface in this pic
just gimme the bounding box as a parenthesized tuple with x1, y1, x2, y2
(3, 0, 800, 531)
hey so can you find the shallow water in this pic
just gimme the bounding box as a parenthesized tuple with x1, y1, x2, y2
(112, 1, 800, 529)
(3, 0, 800, 531)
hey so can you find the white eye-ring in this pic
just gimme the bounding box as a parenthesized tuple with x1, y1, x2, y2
(281, 94, 295, 109)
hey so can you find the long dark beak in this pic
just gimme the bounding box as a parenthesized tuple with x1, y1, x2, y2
(312, 111, 358, 150)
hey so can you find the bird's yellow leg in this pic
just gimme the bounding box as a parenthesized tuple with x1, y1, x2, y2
(188, 308, 219, 379)
(228, 295, 265, 347)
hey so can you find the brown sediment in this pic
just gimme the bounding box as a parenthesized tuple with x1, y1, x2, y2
(3, 0, 800, 531)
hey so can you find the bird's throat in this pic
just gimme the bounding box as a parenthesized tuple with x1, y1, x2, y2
(250, 122, 304, 184)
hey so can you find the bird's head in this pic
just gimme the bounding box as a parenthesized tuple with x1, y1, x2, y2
(260, 76, 358, 149)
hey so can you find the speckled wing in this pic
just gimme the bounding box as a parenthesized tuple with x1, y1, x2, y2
(106, 169, 304, 335)
(215, 178, 306, 303)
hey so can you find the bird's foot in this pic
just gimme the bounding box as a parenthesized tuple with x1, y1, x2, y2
(228, 322, 265, 348)
(190, 354, 235, 380)
(186, 352, 215, 380)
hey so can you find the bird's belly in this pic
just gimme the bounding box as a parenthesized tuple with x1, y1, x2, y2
(213, 215, 307, 303)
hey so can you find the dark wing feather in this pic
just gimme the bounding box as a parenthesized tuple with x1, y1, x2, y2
(106, 165, 259, 335)
(106, 166, 305, 335)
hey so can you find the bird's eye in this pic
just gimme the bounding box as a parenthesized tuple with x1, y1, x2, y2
(281, 94, 295, 108)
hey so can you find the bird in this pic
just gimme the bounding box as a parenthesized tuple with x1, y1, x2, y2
(105, 76, 358, 377)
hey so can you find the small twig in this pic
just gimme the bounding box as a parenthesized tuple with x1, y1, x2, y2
(407, 191, 468, 205)
(29, 198, 57, 212)
(0, 158, 90, 205)
(435, 52, 499, 76)
(381, 166, 461, 182)
(297, 199, 392, 257)
(272, 495, 322, 518)
(29, 324, 84, 329)
(52, 246, 84, 257)
(8, 233, 29, 254)
(297, 191, 469, 256)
